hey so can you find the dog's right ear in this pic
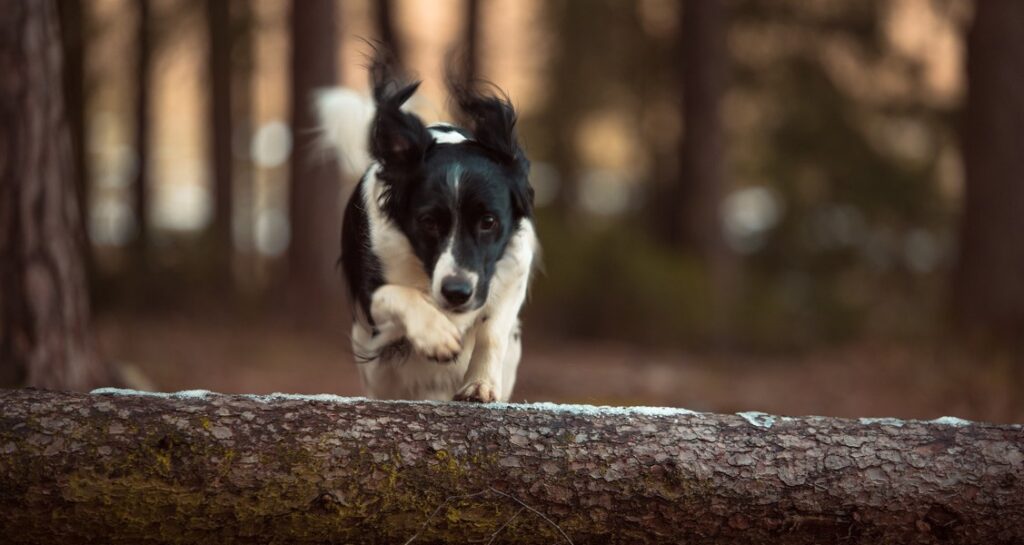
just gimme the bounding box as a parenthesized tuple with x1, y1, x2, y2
(368, 55, 432, 170)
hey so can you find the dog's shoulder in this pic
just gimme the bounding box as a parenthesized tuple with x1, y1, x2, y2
(340, 172, 385, 323)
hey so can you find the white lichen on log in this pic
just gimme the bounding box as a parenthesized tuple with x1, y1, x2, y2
(0, 388, 1022, 544)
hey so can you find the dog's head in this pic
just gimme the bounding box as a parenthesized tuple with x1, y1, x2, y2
(368, 57, 533, 313)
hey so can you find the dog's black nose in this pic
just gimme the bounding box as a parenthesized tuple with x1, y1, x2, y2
(441, 276, 473, 306)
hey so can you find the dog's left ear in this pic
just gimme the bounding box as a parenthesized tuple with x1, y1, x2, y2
(368, 54, 432, 171)
(449, 77, 533, 217)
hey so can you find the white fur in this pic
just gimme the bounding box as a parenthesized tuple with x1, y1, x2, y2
(431, 247, 481, 307)
(448, 162, 462, 193)
(428, 125, 470, 144)
(314, 89, 468, 176)
(362, 164, 434, 291)
(314, 88, 375, 177)
(354, 221, 536, 401)
(429, 165, 480, 305)
(457, 221, 536, 401)
(318, 88, 536, 402)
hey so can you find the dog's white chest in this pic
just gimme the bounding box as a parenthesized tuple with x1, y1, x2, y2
(351, 314, 523, 401)
(356, 332, 477, 401)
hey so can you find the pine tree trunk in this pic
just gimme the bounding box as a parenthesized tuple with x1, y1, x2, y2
(288, 0, 342, 317)
(0, 0, 112, 390)
(464, 0, 481, 81)
(544, 0, 591, 217)
(375, 0, 402, 65)
(1, 388, 1022, 544)
(206, 0, 233, 286)
(56, 0, 91, 273)
(953, 0, 1024, 350)
(131, 0, 151, 270)
(231, 1, 256, 285)
(678, 0, 735, 341)
(678, 0, 728, 262)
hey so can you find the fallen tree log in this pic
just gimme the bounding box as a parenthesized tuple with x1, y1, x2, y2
(0, 388, 1022, 544)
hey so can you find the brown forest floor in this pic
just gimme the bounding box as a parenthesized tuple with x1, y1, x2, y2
(95, 311, 1024, 425)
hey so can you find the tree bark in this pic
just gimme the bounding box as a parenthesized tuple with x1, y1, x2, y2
(678, 0, 728, 260)
(678, 0, 736, 342)
(206, 0, 233, 286)
(1, 388, 1021, 544)
(288, 0, 342, 317)
(543, 0, 591, 217)
(56, 0, 91, 273)
(464, 0, 481, 81)
(230, 1, 256, 285)
(0, 1, 113, 390)
(131, 0, 152, 270)
(375, 0, 403, 65)
(953, 0, 1024, 349)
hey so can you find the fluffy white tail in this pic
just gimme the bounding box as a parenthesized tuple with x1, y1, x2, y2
(314, 88, 376, 177)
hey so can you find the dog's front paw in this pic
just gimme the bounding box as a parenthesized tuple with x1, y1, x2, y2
(455, 379, 500, 403)
(405, 307, 462, 361)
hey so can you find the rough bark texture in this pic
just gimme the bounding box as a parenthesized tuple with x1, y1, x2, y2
(1, 389, 1021, 544)
(953, 0, 1024, 347)
(287, 0, 342, 315)
(0, 0, 112, 391)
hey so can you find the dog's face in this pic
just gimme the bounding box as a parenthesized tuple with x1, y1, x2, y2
(401, 144, 524, 311)
(369, 71, 532, 313)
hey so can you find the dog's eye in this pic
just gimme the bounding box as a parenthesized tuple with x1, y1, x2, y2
(479, 214, 498, 233)
(418, 215, 439, 235)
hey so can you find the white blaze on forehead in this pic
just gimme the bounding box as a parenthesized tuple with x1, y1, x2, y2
(432, 164, 478, 305)
(448, 164, 462, 194)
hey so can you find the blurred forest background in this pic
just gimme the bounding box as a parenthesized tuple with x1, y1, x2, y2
(2, 0, 1023, 422)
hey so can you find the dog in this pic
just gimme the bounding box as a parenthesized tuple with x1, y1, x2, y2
(316, 55, 538, 402)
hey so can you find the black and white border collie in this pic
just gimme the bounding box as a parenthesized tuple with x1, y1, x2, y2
(317, 55, 537, 402)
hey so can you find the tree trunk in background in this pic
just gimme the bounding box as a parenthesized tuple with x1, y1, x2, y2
(132, 0, 151, 270)
(231, 1, 256, 287)
(678, 0, 728, 264)
(56, 0, 91, 275)
(544, 0, 593, 217)
(464, 0, 481, 81)
(678, 0, 734, 340)
(3, 389, 1023, 544)
(288, 0, 342, 318)
(206, 0, 233, 287)
(954, 0, 1024, 351)
(0, 0, 113, 390)
(375, 0, 402, 64)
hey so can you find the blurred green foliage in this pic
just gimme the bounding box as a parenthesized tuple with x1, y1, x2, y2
(526, 213, 715, 347)
(522, 0, 961, 351)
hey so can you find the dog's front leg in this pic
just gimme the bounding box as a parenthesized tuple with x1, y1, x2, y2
(455, 274, 529, 402)
(370, 285, 462, 361)
(455, 315, 513, 403)
(455, 223, 536, 403)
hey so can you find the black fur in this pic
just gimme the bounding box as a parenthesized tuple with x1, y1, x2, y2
(397, 144, 522, 309)
(447, 73, 533, 218)
(339, 170, 385, 326)
(339, 51, 534, 321)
